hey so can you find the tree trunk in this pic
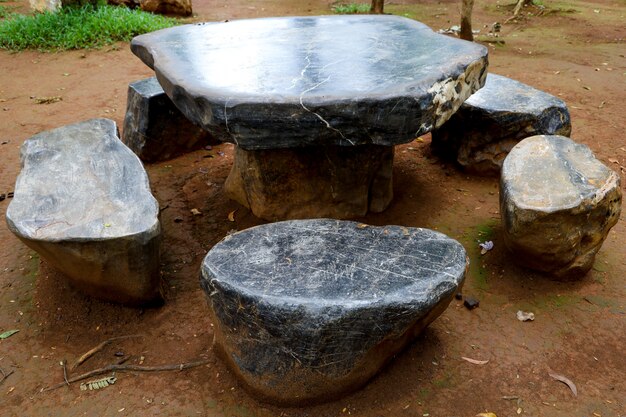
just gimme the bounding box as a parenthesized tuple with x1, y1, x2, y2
(459, 0, 475, 41)
(370, 0, 384, 14)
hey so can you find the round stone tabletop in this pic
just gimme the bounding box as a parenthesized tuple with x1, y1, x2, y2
(132, 15, 488, 149)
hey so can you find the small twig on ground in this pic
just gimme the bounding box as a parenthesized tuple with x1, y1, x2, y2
(0, 368, 15, 385)
(43, 359, 209, 392)
(62, 359, 69, 386)
(70, 335, 142, 371)
(505, 0, 531, 23)
(477, 38, 506, 45)
(115, 356, 130, 365)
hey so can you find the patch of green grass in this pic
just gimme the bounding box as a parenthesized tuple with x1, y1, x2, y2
(384, 4, 430, 21)
(0, 3, 179, 51)
(0, 4, 17, 19)
(460, 220, 497, 291)
(520, 294, 581, 312)
(332, 2, 370, 14)
(28, 252, 40, 280)
(417, 387, 430, 400)
(432, 372, 455, 389)
(550, 294, 578, 308)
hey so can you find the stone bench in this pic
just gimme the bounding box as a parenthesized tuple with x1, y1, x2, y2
(500, 135, 621, 278)
(6, 119, 163, 305)
(200, 219, 467, 405)
(122, 77, 216, 163)
(432, 74, 571, 175)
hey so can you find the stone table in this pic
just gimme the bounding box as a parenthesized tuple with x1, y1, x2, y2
(131, 15, 488, 220)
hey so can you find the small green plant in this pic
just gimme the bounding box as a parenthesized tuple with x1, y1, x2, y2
(0, 3, 179, 51)
(331, 3, 371, 14)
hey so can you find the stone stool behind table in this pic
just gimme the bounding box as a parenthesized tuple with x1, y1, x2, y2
(432, 74, 571, 175)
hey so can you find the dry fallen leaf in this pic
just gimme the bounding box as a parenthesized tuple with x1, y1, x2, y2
(190, 208, 202, 216)
(516, 310, 535, 321)
(549, 372, 578, 396)
(476, 413, 497, 417)
(357, 223, 368, 229)
(33, 96, 62, 104)
(479, 241, 494, 255)
(462, 356, 489, 365)
(228, 210, 236, 222)
(608, 158, 619, 164)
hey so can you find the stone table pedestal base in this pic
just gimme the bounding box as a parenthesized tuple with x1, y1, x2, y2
(225, 145, 393, 221)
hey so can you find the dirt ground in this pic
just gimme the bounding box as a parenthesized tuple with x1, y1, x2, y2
(0, 0, 624, 416)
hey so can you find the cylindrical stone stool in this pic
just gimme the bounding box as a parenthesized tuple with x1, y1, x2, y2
(200, 219, 467, 405)
(500, 135, 621, 278)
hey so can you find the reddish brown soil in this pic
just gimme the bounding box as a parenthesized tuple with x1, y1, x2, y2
(0, 1, 624, 416)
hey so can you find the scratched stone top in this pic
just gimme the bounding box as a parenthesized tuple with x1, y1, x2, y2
(6, 119, 160, 241)
(131, 15, 488, 150)
(201, 219, 467, 306)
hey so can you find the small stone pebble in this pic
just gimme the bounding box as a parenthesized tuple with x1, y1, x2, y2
(0, 194, 5, 201)
(455, 292, 463, 300)
(174, 217, 183, 223)
(114, 351, 125, 357)
(464, 297, 480, 310)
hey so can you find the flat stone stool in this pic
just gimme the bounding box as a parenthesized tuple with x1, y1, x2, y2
(500, 135, 621, 278)
(200, 219, 467, 405)
(122, 77, 216, 163)
(432, 74, 571, 175)
(6, 119, 163, 305)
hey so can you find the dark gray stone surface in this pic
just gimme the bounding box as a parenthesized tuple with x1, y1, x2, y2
(131, 15, 488, 150)
(432, 74, 571, 175)
(500, 135, 621, 278)
(122, 77, 216, 163)
(6, 119, 163, 305)
(200, 219, 467, 404)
